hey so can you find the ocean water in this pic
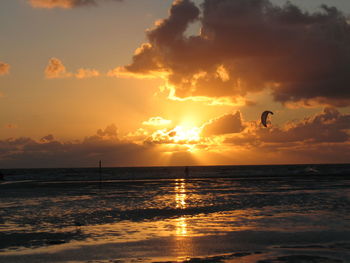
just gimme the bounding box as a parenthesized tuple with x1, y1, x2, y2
(0, 164, 349, 263)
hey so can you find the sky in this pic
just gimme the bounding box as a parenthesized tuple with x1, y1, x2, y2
(1, 0, 350, 168)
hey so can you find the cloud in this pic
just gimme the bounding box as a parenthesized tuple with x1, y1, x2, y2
(40, 134, 54, 142)
(145, 125, 201, 145)
(201, 111, 245, 136)
(45, 58, 72, 79)
(132, 108, 350, 161)
(5, 124, 18, 129)
(28, 0, 122, 9)
(0, 125, 160, 168)
(224, 108, 350, 146)
(204, 108, 350, 164)
(1, 109, 350, 167)
(96, 124, 118, 139)
(259, 108, 350, 144)
(142, 117, 172, 126)
(0, 62, 10, 76)
(75, 68, 100, 79)
(45, 58, 100, 79)
(120, 0, 350, 107)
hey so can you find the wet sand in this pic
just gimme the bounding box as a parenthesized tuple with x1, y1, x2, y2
(1, 230, 349, 262)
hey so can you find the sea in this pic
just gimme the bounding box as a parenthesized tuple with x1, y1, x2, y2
(0, 164, 349, 263)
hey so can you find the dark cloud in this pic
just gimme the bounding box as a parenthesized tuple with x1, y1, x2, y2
(121, 0, 350, 107)
(225, 108, 350, 146)
(28, 0, 122, 9)
(202, 111, 245, 136)
(214, 108, 350, 164)
(0, 125, 158, 168)
(259, 107, 350, 143)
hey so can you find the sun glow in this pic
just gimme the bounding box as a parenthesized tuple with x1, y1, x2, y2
(170, 125, 201, 143)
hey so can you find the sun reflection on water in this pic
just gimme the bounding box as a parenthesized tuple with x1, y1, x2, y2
(175, 179, 188, 236)
(176, 216, 188, 236)
(175, 178, 187, 209)
(175, 178, 188, 237)
(173, 178, 195, 260)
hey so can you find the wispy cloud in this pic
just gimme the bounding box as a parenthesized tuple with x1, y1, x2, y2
(4, 124, 18, 129)
(75, 68, 100, 79)
(142, 117, 172, 126)
(28, 0, 122, 9)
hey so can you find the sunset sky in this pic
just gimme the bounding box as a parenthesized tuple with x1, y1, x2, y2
(1, 0, 350, 168)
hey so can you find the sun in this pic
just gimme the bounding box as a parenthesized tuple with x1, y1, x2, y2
(170, 125, 201, 143)
(147, 118, 203, 154)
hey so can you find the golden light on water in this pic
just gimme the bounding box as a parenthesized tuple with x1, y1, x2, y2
(176, 217, 188, 237)
(175, 179, 188, 237)
(175, 178, 187, 209)
(173, 178, 194, 260)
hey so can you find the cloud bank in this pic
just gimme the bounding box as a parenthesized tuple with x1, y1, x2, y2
(222, 108, 350, 162)
(143, 108, 350, 164)
(1, 109, 349, 167)
(120, 0, 350, 107)
(28, 0, 122, 9)
(0, 62, 10, 76)
(0, 125, 158, 168)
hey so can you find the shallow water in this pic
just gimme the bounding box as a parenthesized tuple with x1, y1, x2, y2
(0, 165, 349, 262)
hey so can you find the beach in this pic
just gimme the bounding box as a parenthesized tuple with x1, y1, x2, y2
(0, 165, 349, 262)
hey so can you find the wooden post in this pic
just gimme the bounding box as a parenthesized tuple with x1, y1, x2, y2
(99, 160, 102, 188)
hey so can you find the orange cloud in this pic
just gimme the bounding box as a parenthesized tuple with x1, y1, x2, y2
(0, 62, 10, 76)
(45, 58, 100, 79)
(145, 125, 201, 146)
(75, 68, 100, 79)
(96, 124, 118, 139)
(107, 66, 162, 79)
(28, 0, 122, 9)
(45, 58, 72, 79)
